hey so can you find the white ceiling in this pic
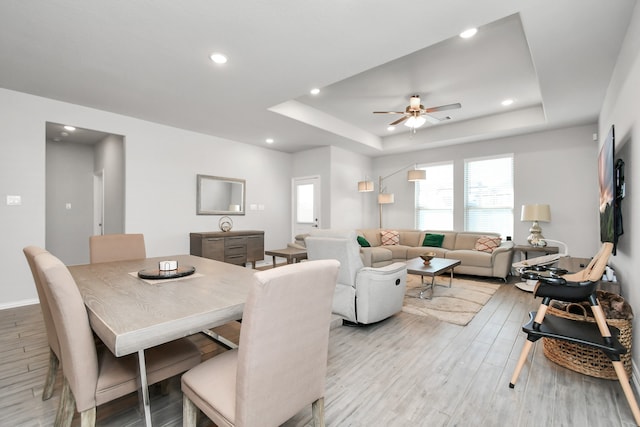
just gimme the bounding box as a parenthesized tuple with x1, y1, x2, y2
(1, 1, 636, 156)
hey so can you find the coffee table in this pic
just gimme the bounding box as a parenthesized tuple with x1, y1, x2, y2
(264, 247, 308, 267)
(406, 257, 462, 299)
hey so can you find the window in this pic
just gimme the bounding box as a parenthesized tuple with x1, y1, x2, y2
(415, 162, 453, 230)
(296, 183, 314, 223)
(464, 154, 514, 238)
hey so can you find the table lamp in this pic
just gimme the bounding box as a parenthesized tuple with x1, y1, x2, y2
(521, 204, 551, 247)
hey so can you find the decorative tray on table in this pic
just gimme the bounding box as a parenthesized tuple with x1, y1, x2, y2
(137, 265, 196, 280)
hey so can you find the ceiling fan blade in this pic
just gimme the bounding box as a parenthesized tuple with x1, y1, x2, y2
(423, 114, 441, 125)
(425, 103, 461, 113)
(373, 111, 406, 114)
(389, 116, 408, 126)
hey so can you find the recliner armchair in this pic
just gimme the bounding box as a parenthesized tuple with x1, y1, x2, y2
(305, 229, 407, 324)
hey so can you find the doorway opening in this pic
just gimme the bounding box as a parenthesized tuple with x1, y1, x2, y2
(45, 122, 125, 265)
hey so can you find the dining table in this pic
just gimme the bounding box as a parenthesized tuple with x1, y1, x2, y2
(68, 254, 256, 427)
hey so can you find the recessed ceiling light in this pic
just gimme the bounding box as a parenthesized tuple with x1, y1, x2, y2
(387, 126, 396, 132)
(501, 98, 514, 106)
(265, 138, 274, 144)
(60, 132, 68, 137)
(209, 53, 228, 64)
(460, 28, 478, 39)
(310, 88, 320, 95)
(53, 137, 61, 142)
(64, 125, 76, 131)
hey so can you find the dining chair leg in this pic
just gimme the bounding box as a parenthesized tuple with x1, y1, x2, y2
(42, 348, 59, 400)
(55, 378, 76, 427)
(312, 397, 325, 427)
(183, 395, 199, 427)
(80, 407, 96, 427)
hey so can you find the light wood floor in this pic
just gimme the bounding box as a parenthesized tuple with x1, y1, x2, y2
(1, 277, 637, 426)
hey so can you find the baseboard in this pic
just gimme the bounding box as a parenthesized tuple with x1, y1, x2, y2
(0, 298, 39, 311)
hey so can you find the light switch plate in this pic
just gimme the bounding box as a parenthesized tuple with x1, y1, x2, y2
(7, 195, 21, 206)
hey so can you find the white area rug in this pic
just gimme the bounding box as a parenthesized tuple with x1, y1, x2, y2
(402, 274, 500, 326)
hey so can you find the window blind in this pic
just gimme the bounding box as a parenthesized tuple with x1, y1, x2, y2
(464, 154, 514, 238)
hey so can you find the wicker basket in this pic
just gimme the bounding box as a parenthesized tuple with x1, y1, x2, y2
(542, 293, 633, 380)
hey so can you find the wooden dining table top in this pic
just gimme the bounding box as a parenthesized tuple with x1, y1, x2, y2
(68, 254, 255, 357)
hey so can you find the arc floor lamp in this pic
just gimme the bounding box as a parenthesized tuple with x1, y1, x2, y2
(358, 164, 426, 228)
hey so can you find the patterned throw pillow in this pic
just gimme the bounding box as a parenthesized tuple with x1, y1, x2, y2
(357, 235, 371, 247)
(380, 230, 400, 246)
(475, 236, 502, 253)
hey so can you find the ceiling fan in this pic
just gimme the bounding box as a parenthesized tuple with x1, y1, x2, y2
(373, 95, 461, 129)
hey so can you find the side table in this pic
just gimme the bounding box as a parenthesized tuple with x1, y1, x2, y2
(264, 247, 308, 268)
(513, 244, 559, 260)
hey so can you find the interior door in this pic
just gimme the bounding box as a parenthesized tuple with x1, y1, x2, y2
(292, 175, 321, 239)
(93, 170, 104, 236)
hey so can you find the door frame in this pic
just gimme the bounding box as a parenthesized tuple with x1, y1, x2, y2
(291, 175, 321, 240)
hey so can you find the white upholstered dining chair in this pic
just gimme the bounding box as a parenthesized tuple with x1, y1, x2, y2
(89, 233, 146, 263)
(34, 251, 201, 427)
(181, 259, 340, 427)
(23, 245, 60, 401)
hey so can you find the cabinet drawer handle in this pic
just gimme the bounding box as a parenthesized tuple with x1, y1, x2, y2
(226, 255, 244, 259)
(227, 245, 244, 250)
(206, 238, 223, 242)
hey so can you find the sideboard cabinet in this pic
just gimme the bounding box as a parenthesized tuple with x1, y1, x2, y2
(190, 230, 264, 267)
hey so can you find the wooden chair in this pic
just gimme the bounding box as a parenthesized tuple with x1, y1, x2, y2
(89, 233, 146, 263)
(34, 251, 201, 427)
(510, 242, 640, 425)
(181, 259, 340, 427)
(23, 246, 60, 401)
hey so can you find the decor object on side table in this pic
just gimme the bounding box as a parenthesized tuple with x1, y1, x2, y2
(521, 203, 551, 247)
(219, 216, 233, 232)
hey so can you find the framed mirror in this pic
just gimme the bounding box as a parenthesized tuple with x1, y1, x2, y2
(197, 174, 246, 215)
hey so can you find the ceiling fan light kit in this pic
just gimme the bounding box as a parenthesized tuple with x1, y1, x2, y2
(374, 94, 461, 133)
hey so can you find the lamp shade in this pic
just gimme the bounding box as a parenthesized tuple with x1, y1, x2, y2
(521, 204, 551, 222)
(357, 180, 374, 192)
(378, 193, 395, 204)
(407, 169, 426, 181)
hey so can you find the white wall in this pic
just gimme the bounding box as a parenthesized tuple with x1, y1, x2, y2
(0, 88, 292, 308)
(329, 146, 373, 229)
(600, 2, 640, 374)
(369, 124, 600, 258)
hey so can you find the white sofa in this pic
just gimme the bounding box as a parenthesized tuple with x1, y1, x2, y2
(356, 229, 514, 280)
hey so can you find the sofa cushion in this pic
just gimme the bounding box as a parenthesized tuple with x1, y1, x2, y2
(384, 245, 410, 260)
(475, 236, 502, 253)
(446, 249, 493, 268)
(381, 230, 399, 246)
(453, 232, 500, 250)
(397, 230, 422, 247)
(422, 233, 445, 247)
(357, 235, 371, 247)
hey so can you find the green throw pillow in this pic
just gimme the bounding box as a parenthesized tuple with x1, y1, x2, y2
(422, 233, 445, 248)
(357, 235, 371, 247)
